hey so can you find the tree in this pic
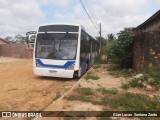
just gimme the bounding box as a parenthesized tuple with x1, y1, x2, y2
(13, 35, 26, 43)
(107, 29, 133, 68)
(96, 36, 106, 45)
(5, 36, 12, 42)
(107, 33, 115, 41)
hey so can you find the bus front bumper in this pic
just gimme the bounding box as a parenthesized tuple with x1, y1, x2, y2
(34, 67, 75, 78)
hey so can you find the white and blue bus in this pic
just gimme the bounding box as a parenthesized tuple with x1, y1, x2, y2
(33, 23, 99, 78)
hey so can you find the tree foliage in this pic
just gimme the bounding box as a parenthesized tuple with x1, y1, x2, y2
(107, 33, 115, 41)
(13, 35, 26, 43)
(5, 36, 12, 42)
(107, 29, 133, 68)
(96, 36, 106, 45)
(4, 34, 36, 44)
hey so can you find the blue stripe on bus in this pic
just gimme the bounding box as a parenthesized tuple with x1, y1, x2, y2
(36, 58, 75, 69)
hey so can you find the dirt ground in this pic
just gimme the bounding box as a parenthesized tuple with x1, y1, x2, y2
(0, 57, 77, 111)
(34, 64, 160, 120)
(1, 59, 159, 120)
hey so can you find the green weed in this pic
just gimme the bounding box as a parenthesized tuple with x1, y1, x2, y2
(84, 71, 99, 80)
(53, 90, 61, 101)
(75, 87, 93, 95)
(121, 83, 130, 90)
(146, 69, 160, 89)
(97, 87, 118, 94)
(64, 94, 91, 102)
(93, 64, 101, 69)
(108, 66, 134, 78)
(101, 92, 160, 111)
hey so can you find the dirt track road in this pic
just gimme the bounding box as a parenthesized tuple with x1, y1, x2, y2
(0, 57, 77, 111)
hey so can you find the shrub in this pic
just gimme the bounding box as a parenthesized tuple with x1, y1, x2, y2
(106, 29, 133, 68)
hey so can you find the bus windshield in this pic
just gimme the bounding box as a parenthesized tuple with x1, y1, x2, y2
(35, 33, 78, 60)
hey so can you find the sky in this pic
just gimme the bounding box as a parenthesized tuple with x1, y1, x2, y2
(0, 0, 159, 38)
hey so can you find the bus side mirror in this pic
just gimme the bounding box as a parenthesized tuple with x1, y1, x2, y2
(26, 31, 37, 48)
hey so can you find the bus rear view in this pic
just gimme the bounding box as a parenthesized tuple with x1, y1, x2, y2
(34, 24, 80, 78)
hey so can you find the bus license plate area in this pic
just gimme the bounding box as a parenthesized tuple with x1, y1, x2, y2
(49, 70, 57, 74)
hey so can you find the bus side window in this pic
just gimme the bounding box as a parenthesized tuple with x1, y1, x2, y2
(92, 40, 95, 52)
(86, 35, 90, 53)
(81, 36, 85, 53)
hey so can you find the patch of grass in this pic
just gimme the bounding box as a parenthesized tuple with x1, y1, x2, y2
(75, 87, 93, 95)
(97, 87, 118, 94)
(108, 66, 135, 78)
(64, 88, 160, 118)
(113, 69, 132, 78)
(122, 70, 160, 89)
(101, 92, 160, 111)
(96, 87, 108, 94)
(120, 73, 152, 90)
(93, 64, 101, 69)
(84, 71, 100, 80)
(64, 87, 94, 102)
(121, 83, 130, 90)
(64, 94, 91, 102)
(121, 74, 149, 89)
(109, 88, 119, 94)
(95, 54, 108, 64)
(53, 90, 61, 101)
(146, 69, 160, 89)
(146, 69, 160, 80)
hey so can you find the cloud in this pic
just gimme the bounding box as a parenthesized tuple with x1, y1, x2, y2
(54, 13, 65, 19)
(41, 0, 74, 7)
(88, 0, 150, 36)
(52, 3, 98, 36)
(0, 0, 44, 38)
(52, 0, 152, 37)
(0, 0, 159, 38)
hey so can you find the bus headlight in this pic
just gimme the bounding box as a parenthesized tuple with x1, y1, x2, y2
(36, 62, 41, 67)
(67, 64, 75, 70)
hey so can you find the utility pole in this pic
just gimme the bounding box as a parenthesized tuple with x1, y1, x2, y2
(99, 22, 102, 52)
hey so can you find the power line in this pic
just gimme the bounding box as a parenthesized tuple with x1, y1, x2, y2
(84, 0, 99, 27)
(79, 0, 99, 31)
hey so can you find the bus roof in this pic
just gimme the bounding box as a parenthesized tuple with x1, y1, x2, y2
(39, 23, 86, 31)
(37, 23, 97, 40)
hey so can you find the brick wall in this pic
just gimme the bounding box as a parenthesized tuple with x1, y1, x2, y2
(133, 30, 160, 70)
(0, 43, 33, 58)
(0, 40, 8, 45)
(133, 32, 145, 70)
